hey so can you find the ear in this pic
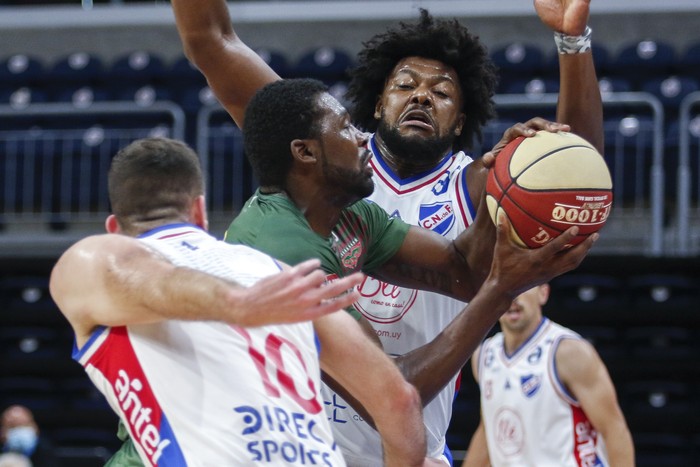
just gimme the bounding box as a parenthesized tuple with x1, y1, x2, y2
(538, 283, 551, 306)
(374, 99, 383, 120)
(192, 195, 209, 231)
(290, 138, 318, 165)
(105, 215, 120, 233)
(454, 113, 466, 137)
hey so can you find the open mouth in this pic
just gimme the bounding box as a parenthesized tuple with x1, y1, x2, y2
(400, 109, 434, 130)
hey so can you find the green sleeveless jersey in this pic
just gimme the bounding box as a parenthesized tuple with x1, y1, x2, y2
(225, 190, 410, 279)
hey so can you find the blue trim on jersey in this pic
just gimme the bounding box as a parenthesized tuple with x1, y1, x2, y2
(138, 223, 203, 239)
(443, 444, 454, 466)
(72, 325, 108, 360)
(314, 332, 321, 355)
(157, 414, 188, 466)
(504, 317, 549, 359)
(459, 166, 477, 220)
(551, 335, 579, 403)
(370, 135, 453, 184)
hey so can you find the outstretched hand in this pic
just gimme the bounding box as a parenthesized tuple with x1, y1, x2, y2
(488, 212, 596, 299)
(479, 117, 570, 169)
(534, 0, 591, 36)
(240, 258, 363, 326)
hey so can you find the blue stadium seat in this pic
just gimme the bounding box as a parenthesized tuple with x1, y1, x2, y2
(49, 52, 104, 87)
(255, 47, 291, 78)
(627, 274, 699, 319)
(622, 380, 695, 435)
(503, 77, 559, 96)
(292, 46, 354, 82)
(547, 273, 628, 324)
(598, 76, 633, 94)
(52, 84, 112, 108)
(0, 85, 49, 108)
(573, 325, 624, 365)
(642, 75, 699, 111)
(491, 42, 544, 74)
(0, 53, 45, 86)
(622, 327, 695, 383)
(107, 50, 167, 88)
(602, 114, 657, 203)
(178, 84, 220, 115)
(610, 39, 677, 86)
(679, 40, 700, 75)
(115, 84, 174, 107)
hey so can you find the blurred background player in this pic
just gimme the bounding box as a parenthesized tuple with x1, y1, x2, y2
(461, 284, 635, 467)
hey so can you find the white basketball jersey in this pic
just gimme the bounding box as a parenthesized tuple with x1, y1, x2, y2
(322, 135, 477, 465)
(74, 224, 345, 467)
(477, 318, 608, 467)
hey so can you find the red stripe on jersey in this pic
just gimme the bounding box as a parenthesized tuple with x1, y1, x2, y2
(86, 327, 170, 466)
(370, 157, 456, 195)
(571, 405, 601, 466)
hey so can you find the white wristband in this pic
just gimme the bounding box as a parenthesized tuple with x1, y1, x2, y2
(554, 26, 592, 55)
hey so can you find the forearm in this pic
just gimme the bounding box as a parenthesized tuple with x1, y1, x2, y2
(462, 421, 490, 467)
(316, 313, 427, 466)
(394, 278, 511, 405)
(557, 51, 603, 153)
(171, 0, 233, 61)
(601, 421, 635, 467)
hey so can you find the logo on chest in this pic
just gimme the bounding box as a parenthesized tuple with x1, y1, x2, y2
(355, 276, 418, 324)
(333, 236, 363, 270)
(419, 202, 455, 236)
(520, 374, 542, 398)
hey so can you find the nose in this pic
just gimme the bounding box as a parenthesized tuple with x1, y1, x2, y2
(355, 127, 370, 148)
(410, 86, 432, 106)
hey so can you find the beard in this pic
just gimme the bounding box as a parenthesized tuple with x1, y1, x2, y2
(322, 159, 375, 201)
(376, 118, 455, 165)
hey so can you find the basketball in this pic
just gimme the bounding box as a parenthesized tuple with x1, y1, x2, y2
(485, 130, 613, 248)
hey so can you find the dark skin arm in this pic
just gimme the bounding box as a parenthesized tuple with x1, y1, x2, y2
(171, 0, 279, 128)
(536, 0, 604, 153)
(329, 211, 597, 421)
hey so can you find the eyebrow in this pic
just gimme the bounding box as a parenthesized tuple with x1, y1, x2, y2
(394, 67, 457, 85)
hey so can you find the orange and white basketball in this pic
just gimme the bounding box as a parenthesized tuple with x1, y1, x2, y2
(486, 130, 613, 248)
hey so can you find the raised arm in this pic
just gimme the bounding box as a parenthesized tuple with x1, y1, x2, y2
(170, 0, 280, 127)
(556, 338, 636, 466)
(50, 234, 363, 347)
(535, 0, 603, 152)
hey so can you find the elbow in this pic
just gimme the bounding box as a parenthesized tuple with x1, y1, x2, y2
(389, 380, 421, 417)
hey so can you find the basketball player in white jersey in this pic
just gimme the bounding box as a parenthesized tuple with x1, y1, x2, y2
(462, 284, 634, 467)
(168, 0, 603, 464)
(49, 137, 439, 467)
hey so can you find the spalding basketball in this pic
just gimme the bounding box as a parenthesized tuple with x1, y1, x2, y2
(485, 131, 612, 248)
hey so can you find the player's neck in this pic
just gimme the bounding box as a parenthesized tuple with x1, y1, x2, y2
(282, 182, 350, 237)
(502, 318, 543, 355)
(373, 132, 445, 179)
